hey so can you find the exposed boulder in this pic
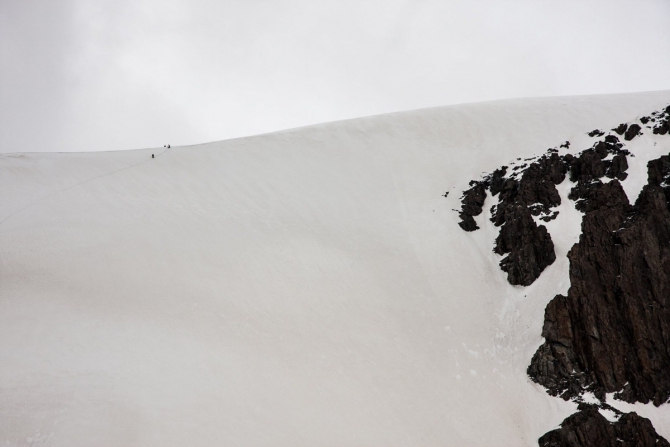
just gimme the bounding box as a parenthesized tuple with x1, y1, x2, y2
(624, 123, 641, 141)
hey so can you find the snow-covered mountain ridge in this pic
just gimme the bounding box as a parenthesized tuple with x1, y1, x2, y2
(1, 91, 670, 446)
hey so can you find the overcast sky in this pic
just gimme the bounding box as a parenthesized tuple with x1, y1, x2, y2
(1, 0, 669, 153)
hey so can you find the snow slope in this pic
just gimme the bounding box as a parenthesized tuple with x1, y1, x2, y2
(1, 91, 670, 446)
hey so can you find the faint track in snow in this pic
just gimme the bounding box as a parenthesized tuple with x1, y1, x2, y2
(0, 147, 171, 231)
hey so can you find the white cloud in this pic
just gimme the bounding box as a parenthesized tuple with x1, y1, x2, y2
(1, 0, 669, 153)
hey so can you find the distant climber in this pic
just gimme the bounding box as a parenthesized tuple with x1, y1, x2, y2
(152, 154, 154, 158)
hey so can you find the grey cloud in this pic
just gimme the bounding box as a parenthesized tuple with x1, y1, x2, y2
(1, 0, 669, 153)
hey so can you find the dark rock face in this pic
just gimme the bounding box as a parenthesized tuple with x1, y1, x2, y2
(566, 135, 629, 210)
(641, 107, 670, 135)
(493, 204, 555, 286)
(654, 124, 669, 136)
(492, 153, 567, 220)
(452, 105, 670, 446)
(539, 404, 670, 447)
(458, 181, 487, 231)
(652, 110, 670, 135)
(528, 155, 670, 406)
(457, 137, 628, 287)
(624, 123, 642, 141)
(456, 106, 666, 291)
(566, 148, 624, 186)
(489, 153, 566, 285)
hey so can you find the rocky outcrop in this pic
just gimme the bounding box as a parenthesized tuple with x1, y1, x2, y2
(452, 105, 670, 445)
(493, 204, 555, 286)
(489, 153, 566, 285)
(528, 155, 670, 406)
(457, 136, 628, 287)
(624, 123, 641, 141)
(538, 404, 669, 447)
(646, 106, 670, 135)
(569, 136, 627, 185)
(565, 135, 629, 212)
(458, 181, 487, 231)
(612, 123, 641, 141)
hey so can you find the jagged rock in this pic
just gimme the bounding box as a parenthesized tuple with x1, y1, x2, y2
(653, 112, 670, 135)
(529, 156, 670, 405)
(453, 107, 670, 443)
(493, 153, 566, 218)
(494, 204, 555, 286)
(654, 123, 669, 135)
(606, 153, 628, 180)
(566, 149, 606, 184)
(624, 123, 641, 141)
(488, 153, 566, 285)
(649, 107, 670, 135)
(588, 129, 605, 137)
(538, 404, 669, 447)
(489, 166, 508, 196)
(567, 136, 629, 206)
(455, 129, 635, 288)
(458, 181, 487, 231)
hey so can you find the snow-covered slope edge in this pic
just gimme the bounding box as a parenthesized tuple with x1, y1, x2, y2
(1, 91, 670, 447)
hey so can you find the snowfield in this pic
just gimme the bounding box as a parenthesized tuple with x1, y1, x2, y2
(2, 91, 670, 446)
